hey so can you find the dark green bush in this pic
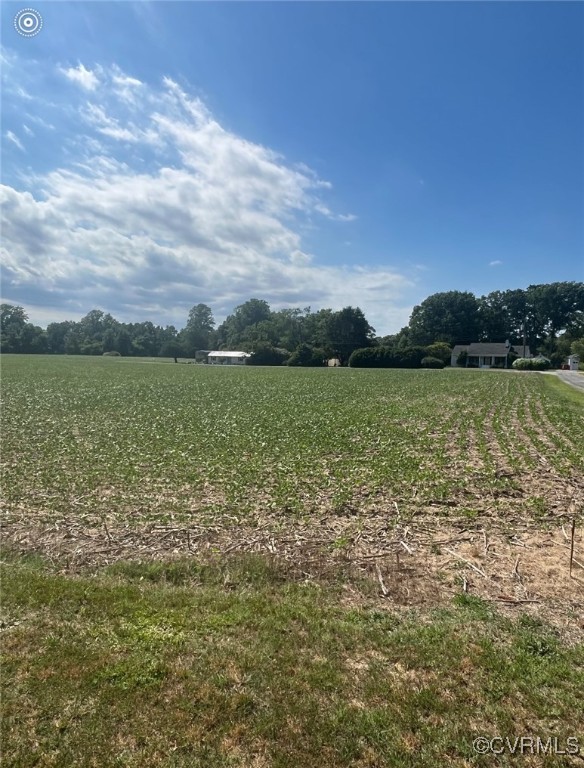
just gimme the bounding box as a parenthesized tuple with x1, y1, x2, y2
(549, 352, 564, 370)
(421, 356, 445, 369)
(424, 342, 452, 364)
(102, 350, 121, 357)
(349, 346, 427, 368)
(349, 347, 391, 368)
(395, 346, 427, 368)
(287, 343, 326, 367)
(248, 343, 290, 366)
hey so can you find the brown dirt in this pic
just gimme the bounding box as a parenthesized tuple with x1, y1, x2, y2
(3, 495, 583, 643)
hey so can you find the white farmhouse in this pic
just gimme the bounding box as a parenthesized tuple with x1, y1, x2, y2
(207, 351, 251, 366)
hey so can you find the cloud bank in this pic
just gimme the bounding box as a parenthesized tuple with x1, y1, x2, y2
(1, 57, 415, 333)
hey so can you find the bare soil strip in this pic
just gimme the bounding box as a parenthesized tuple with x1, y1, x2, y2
(3, 492, 583, 642)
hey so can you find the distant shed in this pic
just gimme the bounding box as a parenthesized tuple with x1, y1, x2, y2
(207, 351, 251, 366)
(567, 354, 580, 371)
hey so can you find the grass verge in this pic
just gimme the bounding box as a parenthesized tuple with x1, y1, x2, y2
(2, 552, 583, 767)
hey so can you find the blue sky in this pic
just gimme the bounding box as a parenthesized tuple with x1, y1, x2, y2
(1, 1, 583, 335)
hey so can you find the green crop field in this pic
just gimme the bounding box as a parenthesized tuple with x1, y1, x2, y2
(2, 355, 583, 767)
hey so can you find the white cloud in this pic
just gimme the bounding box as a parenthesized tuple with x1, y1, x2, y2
(489, 260, 503, 267)
(22, 124, 34, 136)
(112, 71, 142, 89)
(16, 86, 34, 101)
(25, 113, 56, 131)
(60, 63, 100, 91)
(1, 61, 415, 335)
(111, 65, 143, 103)
(82, 103, 145, 142)
(5, 131, 24, 151)
(290, 250, 313, 266)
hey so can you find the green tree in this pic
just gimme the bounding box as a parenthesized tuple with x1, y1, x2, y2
(182, 304, 215, 356)
(270, 307, 310, 351)
(20, 325, 48, 354)
(233, 298, 271, 329)
(477, 290, 527, 342)
(409, 291, 479, 346)
(64, 328, 82, 355)
(78, 310, 106, 339)
(215, 299, 271, 349)
(103, 328, 117, 353)
(570, 338, 584, 360)
(159, 340, 185, 363)
(114, 329, 132, 356)
(0, 304, 28, 352)
(247, 343, 290, 366)
(46, 321, 77, 354)
(527, 282, 584, 346)
(133, 322, 159, 356)
(287, 343, 326, 367)
(322, 307, 376, 363)
(303, 309, 334, 352)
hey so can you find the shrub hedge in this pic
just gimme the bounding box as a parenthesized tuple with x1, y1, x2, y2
(512, 357, 552, 371)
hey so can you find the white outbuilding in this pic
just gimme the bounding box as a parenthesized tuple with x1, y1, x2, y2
(207, 351, 251, 365)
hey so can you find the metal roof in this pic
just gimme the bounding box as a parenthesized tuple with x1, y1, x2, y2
(207, 351, 250, 357)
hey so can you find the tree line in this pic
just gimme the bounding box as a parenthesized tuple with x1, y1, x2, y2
(1, 282, 583, 367)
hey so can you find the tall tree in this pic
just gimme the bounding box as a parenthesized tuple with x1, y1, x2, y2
(46, 321, 77, 354)
(0, 304, 28, 352)
(159, 339, 185, 363)
(215, 299, 271, 349)
(270, 307, 311, 351)
(409, 291, 480, 346)
(527, 282, 584, 345)
(323, 306, 376, 362)
(20, 324, 48, 354)
(114, 328, 132, 356)
(477, 289, 530, 343)
(181, 303, 215, 355)
(64, 328, 82, 355)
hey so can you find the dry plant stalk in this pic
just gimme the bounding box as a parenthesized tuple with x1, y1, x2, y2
(569, 517, 576, 578)
(375, 563, 389, 597)
(443, 547, 487, 578)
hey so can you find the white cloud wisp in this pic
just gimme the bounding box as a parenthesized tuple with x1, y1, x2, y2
(1, 60, 414, 334)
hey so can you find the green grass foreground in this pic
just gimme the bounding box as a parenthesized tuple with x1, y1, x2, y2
(2, 554, 583, 768)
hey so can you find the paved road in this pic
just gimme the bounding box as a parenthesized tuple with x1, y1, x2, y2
(546, 371, 584, 392)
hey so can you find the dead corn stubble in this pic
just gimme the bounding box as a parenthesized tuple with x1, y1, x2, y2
(3, 493, 583, 641)
(2, 360, 583, 638)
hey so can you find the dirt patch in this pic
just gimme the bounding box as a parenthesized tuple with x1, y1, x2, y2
(3, 494, 583, 642)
